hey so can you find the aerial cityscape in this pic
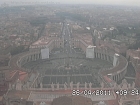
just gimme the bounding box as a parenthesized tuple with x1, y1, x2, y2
(0, 2, 140, 105)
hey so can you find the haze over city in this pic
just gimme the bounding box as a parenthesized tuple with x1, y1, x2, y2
(1, 0, 140, 6)
(0, 0, 140, 105)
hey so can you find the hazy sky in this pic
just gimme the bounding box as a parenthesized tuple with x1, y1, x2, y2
(2, 0, 140, 6)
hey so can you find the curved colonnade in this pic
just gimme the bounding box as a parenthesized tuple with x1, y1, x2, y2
(10, 48, 128, 88)
(9, 45, 128, 89)
(94, 48, 128, 87)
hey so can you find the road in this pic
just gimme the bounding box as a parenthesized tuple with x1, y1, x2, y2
(61, 20, 73, 67)
(62, 20, 72, 54)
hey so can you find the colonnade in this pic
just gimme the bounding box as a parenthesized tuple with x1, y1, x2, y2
(30, 73, 40, 88)
(18, 52, 41, 67)
(112, 68, 127, 82)
(94, 52, 113, 63)
(86, 46, 128, 84)
(10, 37, 128, 90)
(94, 52, 123, 82)
(33, 82, 93, 91)
(18, 47, 127, 87)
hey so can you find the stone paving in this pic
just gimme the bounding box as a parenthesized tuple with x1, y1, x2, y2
(22, 48, 112, 88)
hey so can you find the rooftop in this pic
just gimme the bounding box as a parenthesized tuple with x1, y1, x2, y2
(0, 96, 3, 101)
(19, 71, 28, 82)
(127, 49, 140, 58)
(74, 34, 93, 46)
(32, 36, 55, 46)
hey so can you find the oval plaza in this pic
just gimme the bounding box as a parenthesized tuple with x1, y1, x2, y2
(9, 33, 128, 90)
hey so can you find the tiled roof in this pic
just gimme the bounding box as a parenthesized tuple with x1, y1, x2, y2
(19, 71, 28, 81)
